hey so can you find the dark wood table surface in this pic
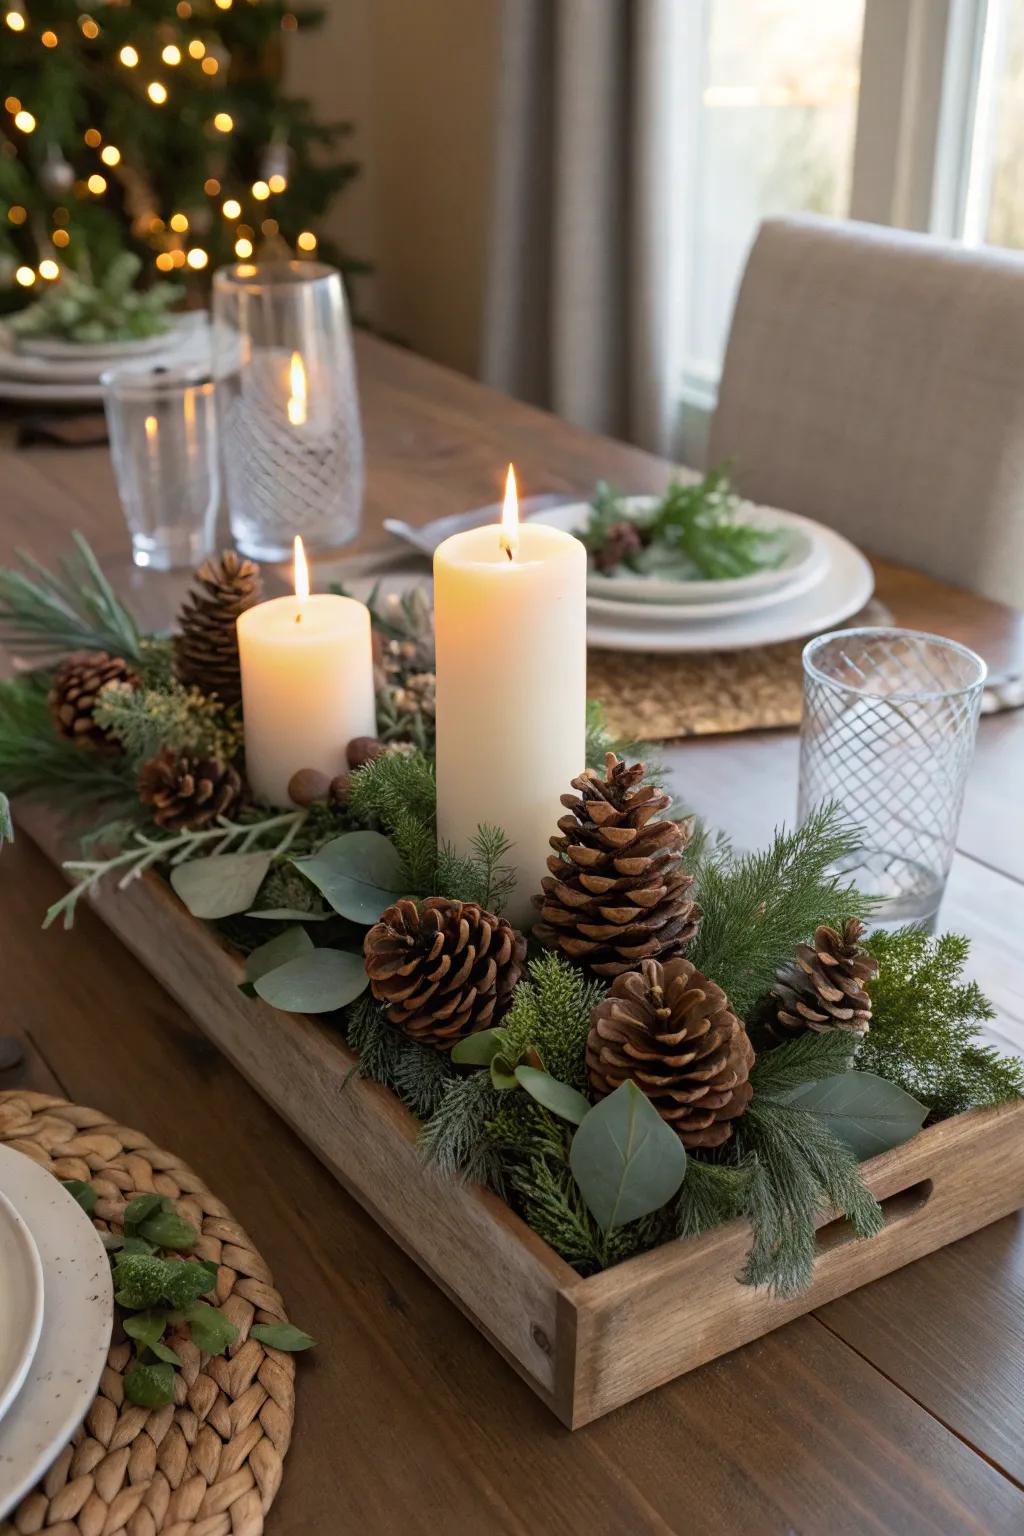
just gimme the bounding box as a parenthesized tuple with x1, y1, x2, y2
(3, 335, 1024, 1535)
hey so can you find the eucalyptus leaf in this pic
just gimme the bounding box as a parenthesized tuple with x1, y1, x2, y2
(123, 1193, 164, 1235)
(171, 852, 273, 920)
(150, 1340, 183, 1366)
(246, 907, 331, 922)
(242, 926, 314, 991)
(121, 1309, 170, 1350)
(291, 831, 406, 924)
(162, 1258, 219, 1309)
(569, 1081, 687, 1231)
(60, 1178, 97, 1216)
(253, 948, 368, 1013)
(780, 1071, 928, 1160)
(514, 1066, 592, 1126)
(489, 1054, 520, 1091)
(250, 1321, 315, 1352)
(451, 1028, 508, 1067)
(124, 1361, 176, 1408)
(185, 1301, 238, 1356)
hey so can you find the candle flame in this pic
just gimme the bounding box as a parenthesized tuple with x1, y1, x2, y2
(287, 350, 307, 427)
(500, 463, 518, 559)
(144, 414, 158, 442)
(293, 534, 309, 602)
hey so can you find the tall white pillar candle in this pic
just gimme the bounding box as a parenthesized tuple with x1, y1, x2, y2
(434, 470, 587, 929)
(238, 539, 376, 807)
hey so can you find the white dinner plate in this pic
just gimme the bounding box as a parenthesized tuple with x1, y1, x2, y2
(0, 314, 209, 405)
(17, 331, 171, 363)
(542, 498, 824, 605)
(563, 521, 875, 653)
(0, 1145, 113, 1521)
(0, 1187, 44, 1428)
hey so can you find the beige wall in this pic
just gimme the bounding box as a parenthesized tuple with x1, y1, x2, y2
(287, 0, 501, 377)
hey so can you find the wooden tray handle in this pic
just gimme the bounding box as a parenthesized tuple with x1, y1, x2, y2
(816, 1177, 935, 1258)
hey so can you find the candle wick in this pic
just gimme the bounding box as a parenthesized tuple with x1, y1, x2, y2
(295, 612, 302, 624)
(504, 545, 514, 562)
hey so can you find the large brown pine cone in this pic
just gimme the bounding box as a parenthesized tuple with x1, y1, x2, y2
(364, 896, 527, 1050)
(138, 747, 243, 831)
(772, 919, 878, 1038)
(587, 957, 755, 1148)
(48, 651, 138, 750)
(533, 753, 701, 977)
(173, 550, 262, 705)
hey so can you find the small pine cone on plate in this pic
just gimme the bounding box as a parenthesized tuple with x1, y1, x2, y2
(364, 896, 527, 1050)
(48, 651, 138, 750)
(773, 918, 878, 1039)
(138, 747, 243, 831)
(587, 957, 755, 1148)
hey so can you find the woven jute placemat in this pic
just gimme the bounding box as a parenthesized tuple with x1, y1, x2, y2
(0, 1090, 296, 1536)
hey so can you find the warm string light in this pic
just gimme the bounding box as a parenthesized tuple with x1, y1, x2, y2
(52, 228, 70, 248)
(39, 259, 59, 280)
(296, 230, 317, 252)
(213, 112, 233, 133)
(87, 173, 107, 195)
(14, 109, 35, 133)
(161, 43, 181, 65)
(79, 15, 99, 39)
(201, 56, 218, 75)
(7, 205, 27, 225)
(251, 180, 270, 201)
(169, 211, 189, 232)
(119, 44, 138, 66)
(186, 247, 208, 269)
(268, 174, 287, 194)
(100, 144, 120, 166)
(41, 29, 57, 47)
(188, 38, 205, 58)
(84, 127, 101, 146)
(222, 198, 241, 219)
(15, 266, 35, 287)
(235, 235, 253, 258)
(147, 81, 167, 104)
(5, 4, 26, 33)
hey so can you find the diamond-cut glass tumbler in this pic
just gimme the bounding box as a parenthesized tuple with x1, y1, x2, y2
(213, 261, 364, 560)
(799, 628, 986, 927)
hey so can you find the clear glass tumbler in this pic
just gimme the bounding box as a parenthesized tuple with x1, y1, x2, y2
(212, 261, 364, 560)
(102, 361, 219, 571)
(799, 628, 987, 928)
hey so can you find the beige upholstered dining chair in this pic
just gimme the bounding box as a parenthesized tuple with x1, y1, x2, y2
(708, 216, 1024, 608)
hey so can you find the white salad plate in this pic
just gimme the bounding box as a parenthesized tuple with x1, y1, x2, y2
(554, 497, 825, 606)
(0, 314, 209, 405)
(544, 520, 876, 653)
(0, 1187, 44, 1428)
(17, 331, 170, 363)
(584, 541, 830, 624)
(0, 1145, 113, 1520)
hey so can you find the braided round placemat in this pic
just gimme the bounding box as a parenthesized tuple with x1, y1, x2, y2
(0, 1090, 296, 1536)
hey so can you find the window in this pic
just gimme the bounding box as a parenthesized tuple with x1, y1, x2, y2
(683, 0, 865, 387)
(671, 0, 1024, 453)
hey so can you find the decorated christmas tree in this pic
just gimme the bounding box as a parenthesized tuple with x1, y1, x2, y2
(0, 0, 360, 314)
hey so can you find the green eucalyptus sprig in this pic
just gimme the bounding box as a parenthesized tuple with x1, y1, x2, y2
(61, 1185, 314, 1409)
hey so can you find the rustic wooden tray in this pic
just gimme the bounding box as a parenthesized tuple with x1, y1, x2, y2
(19, 803, 1024, 1429)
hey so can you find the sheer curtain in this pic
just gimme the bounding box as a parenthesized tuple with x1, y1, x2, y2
(479, 0, 683, 453)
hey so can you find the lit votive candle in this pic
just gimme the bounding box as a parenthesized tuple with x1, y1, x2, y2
(238, 536, 377, 807)
(434, 467, 587, 929)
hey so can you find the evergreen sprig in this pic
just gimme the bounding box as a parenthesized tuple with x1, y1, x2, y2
(0, 675, 137, 813)
(501, 952, 605, 1090)
(860, 928, 1024, 1118)
(94, 682, 243, 767)
(690, 804, 873, 1020)
(0, 533, 142, 661)
(417, 1072, 507, 1194)
(735, 1100, 883, 1296)
(345, 992, 456, 1119)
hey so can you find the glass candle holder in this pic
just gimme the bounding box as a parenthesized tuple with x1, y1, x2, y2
(102, 361, 219, 571)
(212, 261, 364, 560)
(799, 628, 986, 928)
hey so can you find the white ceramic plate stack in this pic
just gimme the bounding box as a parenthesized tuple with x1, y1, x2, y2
(534, 499, 875, 653)
(0, 1144, 113, 1520)
(0, 311, 211, 406)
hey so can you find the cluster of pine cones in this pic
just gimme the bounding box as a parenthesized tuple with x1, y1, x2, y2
(365, 751, 878, 1152)
(48, 551, 261, 831)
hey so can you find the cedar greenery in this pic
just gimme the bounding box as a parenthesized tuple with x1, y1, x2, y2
(861, 928, 1024, 1118)
(689, 804, 874, 1020)
(94, 681, 243, 767)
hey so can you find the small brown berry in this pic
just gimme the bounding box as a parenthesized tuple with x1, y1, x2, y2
(347, 735, 386, 769)
(287, 766, 331, 806)
(328, 773, 351, 807)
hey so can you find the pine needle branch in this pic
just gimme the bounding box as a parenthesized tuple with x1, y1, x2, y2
(417, 1073, 507, 1193)
(689, 803, 873, 1020)
(750, 1031, 859, 1097)
(0, 533, 143, 661)
(0, 676, 137, 812)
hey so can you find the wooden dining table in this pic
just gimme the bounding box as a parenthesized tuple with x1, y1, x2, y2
(3, 334, 1024, 1535)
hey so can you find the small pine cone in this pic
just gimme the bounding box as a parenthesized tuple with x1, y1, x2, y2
(595, 519, 645, 572)
(772, 919, 878, 1039)
(533, 753, 701, 977)
(587, 957, 755, 1148)
(173, 550, 262, 705)
(48, 651, 138, 750)
(138, 747, 243, 831)
(364, 896, 527, 1050)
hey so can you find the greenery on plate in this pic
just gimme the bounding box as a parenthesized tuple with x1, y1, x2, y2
(6, 534, 1023, 1301)
(583, 466, 788, 581)
(8, 255, 180, 345)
